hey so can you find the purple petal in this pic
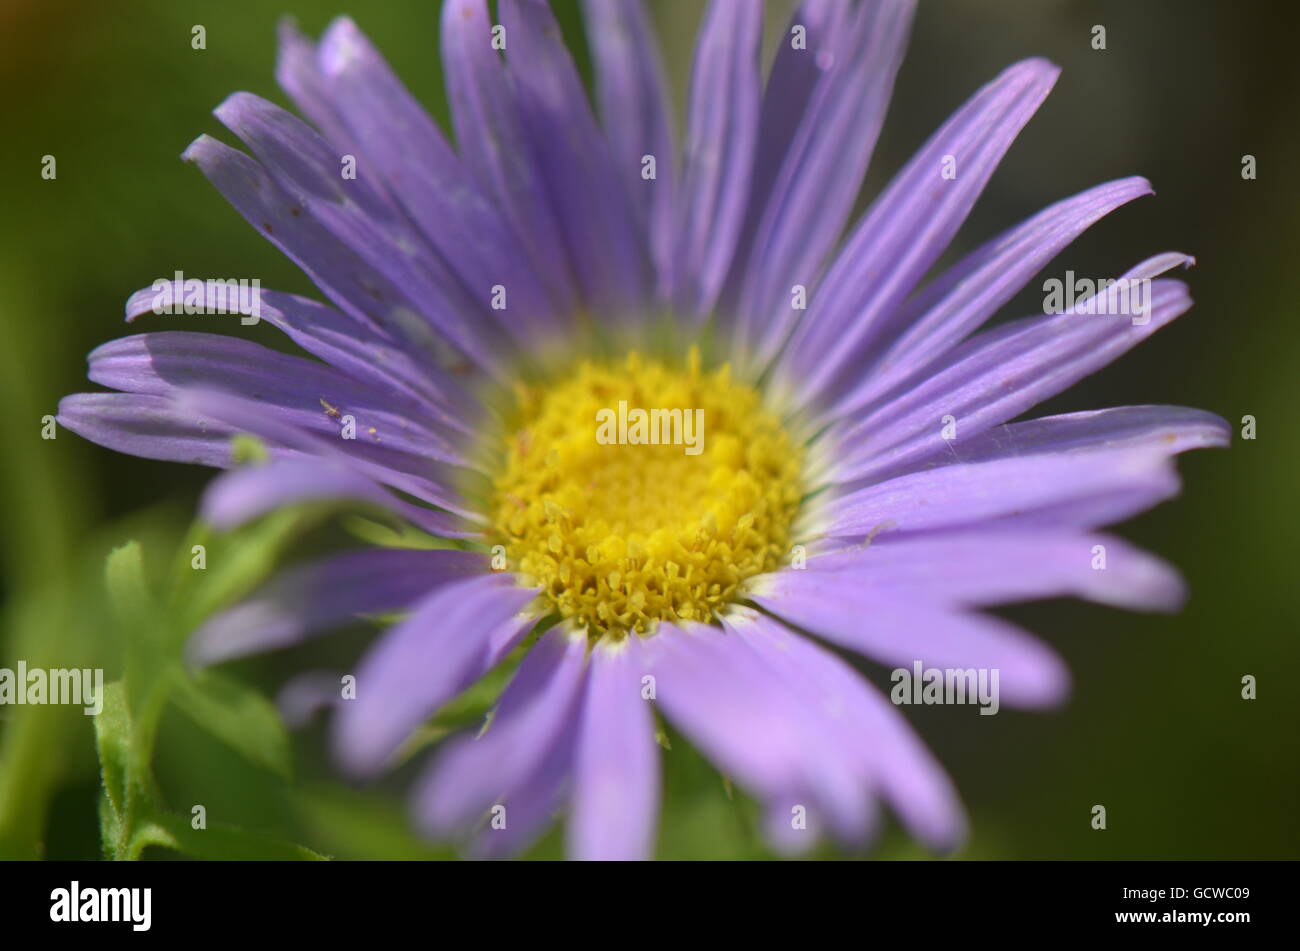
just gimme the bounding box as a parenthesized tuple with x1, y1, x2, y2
(668, 0, 762, 320)
(760, 794, 838, 857)
(175, 388, 481, 517)
(646, 621, 869, 844)
(189, 548, 489, 666)
(334, 573, 541, 776)
(821, 447, 1180, 538)
(122, 284, 478, 434)
(414, 626, 588, 836)
(500, 0, 649, 319)
(731, 0, 915, 369)
(717, 614, 879, 846)
(465, 724, 575, 860)
(732, 610, 965, 851)
(56, 392, 267, 468)
(579, 0, 676, 287)
(748, 581, 1069, 708)
(181, 133, 454, 366)
(199, 459, 469, 538)
(825, 268, 1195, 483)
(311, 17, 565, 337)
(212, 92, 512, 374)
(787, 528, 1187, 612)
(276, 670, 347, 729)
(948, 404, 1231, 463)
(274, 18, 359, 156)
(440, 0, 577, 313)
(86, 332, 467, 466)
(733, 0, 853, 275)
(858, 176, 1156, 401)
(567, 636, 660, 860)
(776, 58, 1060, 406)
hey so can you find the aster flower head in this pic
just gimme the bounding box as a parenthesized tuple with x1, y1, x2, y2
(60, 0, 1228, 860)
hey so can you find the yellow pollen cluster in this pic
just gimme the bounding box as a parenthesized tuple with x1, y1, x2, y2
(490, 351, 803, 639)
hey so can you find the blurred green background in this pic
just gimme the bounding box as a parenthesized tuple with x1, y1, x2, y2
(1, 0, 1296, 859)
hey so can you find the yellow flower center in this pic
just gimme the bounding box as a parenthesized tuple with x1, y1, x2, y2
(489, 350, 804, 638)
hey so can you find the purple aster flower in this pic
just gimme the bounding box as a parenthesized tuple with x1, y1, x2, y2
(59, 0, 1229, 860)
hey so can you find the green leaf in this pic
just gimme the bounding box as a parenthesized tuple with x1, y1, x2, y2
(93, 681, 132, 820)
(133, 812, 328, 861)
(175, 507, 324, 630)
(292, 785, 450, 860)
(169, 671, 293, 780)
(93, 679, 165, 860)
(341, 514, 459, 550)
(104, 541, 154, 633)
(229, 433, 270, 466)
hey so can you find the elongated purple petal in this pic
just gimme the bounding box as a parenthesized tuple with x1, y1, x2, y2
(567, 636, 660, 860)
(334, 574, 541, 776)
(123, 283, 477, 435)
(821, 447, 1180, 538)
(56, 392, 268, 468)
(784, 529, 1186, 612)
(715, 0, 848, 334)
(776, 58, 1059, 406)
(825, 267, 1195, 483)
(580, 0, 676, 286)
(311, 17, 565, 337)
(87, 332, 466, 466)
(199, 459, 468, 538)
(189, 548, 489, 665)
(732, 0, 915, 369)
(274, 18, 359, 155)
(647, 621, 870, 844)
(668, 0, 762, 320)
(948, 404, 1231, 463)
(858, 176, 1155, 402)
(645, 622, 817, 797)
(181, 134, 451, 364)
(213, 92, 513, 374)
(466, 724, 575, 860)
(718, 614, 876, 847)
(440, 0, 577, 313)
(122, 284, 477, 434)
(748, 582, 1069, 708)
(176, 388, 482, 517)
(731, 610, 964, 851)
(738, 0, 852, 256)
(500, 0, 649, 319)
(415, 627, 588, 836)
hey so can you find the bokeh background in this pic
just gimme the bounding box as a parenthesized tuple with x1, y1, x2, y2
(1, 0, 1296, 859)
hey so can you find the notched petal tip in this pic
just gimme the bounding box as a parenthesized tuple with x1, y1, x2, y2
(1122, 174, 1156, 198)
(179, 132, 219, 164)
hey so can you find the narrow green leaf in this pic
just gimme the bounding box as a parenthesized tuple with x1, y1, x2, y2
(93, 680, 132, 820)
(341, 514, 459, 550)
(169, 671, 293, 780)
(104, 541, 153, 631)
(293, 785, 451, 860)
(177, 507, 323, 630)
(140, 811, 328, 861)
